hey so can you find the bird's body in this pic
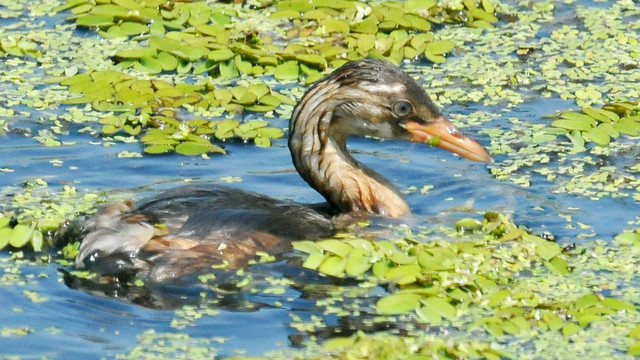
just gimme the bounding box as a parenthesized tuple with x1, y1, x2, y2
(67, 59, 492, 283)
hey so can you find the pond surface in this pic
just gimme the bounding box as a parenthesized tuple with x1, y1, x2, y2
(1, 0, 639, 358)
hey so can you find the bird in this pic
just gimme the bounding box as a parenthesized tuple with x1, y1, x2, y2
(65, 59, 492, 283)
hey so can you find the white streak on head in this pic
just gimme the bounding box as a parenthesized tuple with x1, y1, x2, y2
(359, 82, 406, 96)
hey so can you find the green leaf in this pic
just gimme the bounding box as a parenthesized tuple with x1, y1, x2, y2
(488, 290, 511, 307)
(302, 252, 325, 270)
(119, 22, 149, 35)
(582, 107, 612, 122)
(534, 240, 562, 261)
(561, 111, 597, 123)
(376, 293, 422, 314)
(318, 255, 346, 277)
(352, 17, 378, 34)
(292, 241, 321, 254)
(612, 118, 640, 136)
(196, 24, 225, 37)
(426, 40, 456, 55)
(234, 91, 257, 105)
(219, 61, 239, 78)
(552, 119, 593, 131)
(566, 129, 585, 150)
(404, 0, 437, 12)
(542, 312, 565, 331)
(575, 294, 600, 309)
(562, 323, 581, 336)
(10, 224, 33, 248)
(425, 51, 446, 63)
(76, 14, 114, 27)
(597, 122, 619, 138)
(323, 336, 355, 350)
(323, 19, 350, 34)
(269, 10, 300, 19)
(208, 48, 235, 62)
(256, 128, 284, 139)
(176, 142, 224, 155)
(416, 305, 442, 325)
(577, 314, 605, 327)
(545, 257, 569, 275)
(213, 88, 233, 104)
(258, 94, 281, 107)
(345, 248, 371, 276)
(150, 36, 181, 51)
(274, 61, 299, 81)
(585, 126, 610, 146)
(456, 218, 483, 232)
(602, 298, 636, 312)
(116, 47, 157, 59)
(584, 107, 619, 122)
(254, 137, 271, 147)
(137, 56, 164, 74)
(31, 231, 44, 252)
(470, 8, 499, 23)
(295, 54, 326, 67)
(482, 0, 495, 14)
(0, 227, 12, 250)
(144, 144, 174, 154)
(423, 296, 457, 319)
(385, 264, 420, 285)
(318, 239, 352, 257)
(407, 15, 431, 31)
(235, 56, 253, 75)
(615, 231, 640, 245)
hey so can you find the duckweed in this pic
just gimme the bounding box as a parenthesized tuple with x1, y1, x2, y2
(56, 69, 288, 154)
(1, 0, 640, 358)
(289, 214, 640, 357)
(56, 0, 494, 83)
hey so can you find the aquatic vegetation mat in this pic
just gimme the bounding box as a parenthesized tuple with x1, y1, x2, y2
(277, 213, 640, 358)
(0, 0, 640, 358)
(57, 0, 496, 81)
(102, 214, 640, 359)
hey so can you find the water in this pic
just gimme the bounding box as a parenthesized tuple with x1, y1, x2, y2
(3, 106, 637, 358)
(1, 0, 640, 358)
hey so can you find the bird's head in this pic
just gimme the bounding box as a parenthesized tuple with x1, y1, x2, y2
(318, 59, 493, 163)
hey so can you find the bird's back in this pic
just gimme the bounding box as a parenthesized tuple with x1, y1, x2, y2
(65, 185, 334, 282)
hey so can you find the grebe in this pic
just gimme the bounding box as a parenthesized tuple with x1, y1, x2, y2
(70, 59, 492, 283)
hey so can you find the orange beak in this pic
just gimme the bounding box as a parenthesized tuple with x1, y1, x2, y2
(405, 117, 493, 163)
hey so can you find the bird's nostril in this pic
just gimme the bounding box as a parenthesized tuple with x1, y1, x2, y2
(450, 127, 465, 138)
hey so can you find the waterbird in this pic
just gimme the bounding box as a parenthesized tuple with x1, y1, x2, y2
(67, 59, 492, 283)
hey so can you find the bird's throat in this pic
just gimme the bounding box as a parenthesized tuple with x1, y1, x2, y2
(293, 133, 410, 217)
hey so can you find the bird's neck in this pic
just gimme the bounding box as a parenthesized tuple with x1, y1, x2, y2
(289, 82, 410, 217)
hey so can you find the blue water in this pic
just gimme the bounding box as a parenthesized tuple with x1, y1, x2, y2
(1, 1, 640, 358)
(2, 104, 637, 357)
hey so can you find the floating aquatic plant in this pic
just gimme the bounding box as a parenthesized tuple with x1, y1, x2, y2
(0, 34, 41, 58)
(50, 69, 289, 154)
(55, 0, 499, 81)
(289, 215, 640, 357)
(1, 0, 640, 358)
(0, 179, 104, 252)
(551, 100, 640, 150)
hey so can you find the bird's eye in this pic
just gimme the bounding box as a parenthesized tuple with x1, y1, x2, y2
(392, 100, 413, 117)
